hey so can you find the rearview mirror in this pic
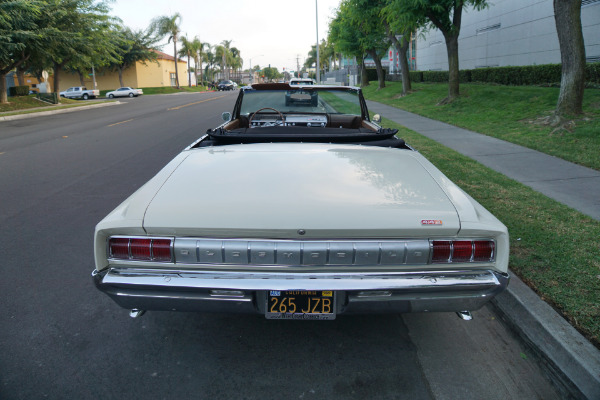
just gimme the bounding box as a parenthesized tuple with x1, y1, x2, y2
(222, 112, 231, 122)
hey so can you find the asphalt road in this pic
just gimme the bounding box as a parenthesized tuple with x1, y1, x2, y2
(0, 92, 562, 399)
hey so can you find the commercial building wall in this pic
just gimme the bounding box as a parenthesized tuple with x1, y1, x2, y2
(416, 0, 600, 71)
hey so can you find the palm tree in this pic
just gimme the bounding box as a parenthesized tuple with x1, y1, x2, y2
(150, 13, 182, 88)
(230, 47, 243, 81)
(178, 35, 193, 87)
(216, 39, 233, 80)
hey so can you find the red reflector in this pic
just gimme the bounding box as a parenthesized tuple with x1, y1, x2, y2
(152, 239, 172, 262)
(473, 240, 495, 261)
(453, 241, 473, 262)
(432, 241, 452, 263)
(109, 238, 129, 259)
(130, 238, 151, 260)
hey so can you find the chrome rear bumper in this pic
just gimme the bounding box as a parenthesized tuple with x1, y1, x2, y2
(93, 267, 509, 314)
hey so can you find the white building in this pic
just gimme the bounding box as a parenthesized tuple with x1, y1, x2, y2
(416, 0, 600, 71)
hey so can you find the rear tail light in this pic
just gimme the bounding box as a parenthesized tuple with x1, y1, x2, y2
(431, 239, 495, 263)
(108, 237, 173, 262)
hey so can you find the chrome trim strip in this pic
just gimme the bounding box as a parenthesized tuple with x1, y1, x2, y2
(173, 238, 432, 267)
(99, 267, 506, 292)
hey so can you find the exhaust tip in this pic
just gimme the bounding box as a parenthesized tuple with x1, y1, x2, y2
(456, 311, 473, 321)
(129, 309, 146, 318)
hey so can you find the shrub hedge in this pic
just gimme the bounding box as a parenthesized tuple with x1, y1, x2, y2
(9, 86, 30, 96)
(401, 63, 600, 86)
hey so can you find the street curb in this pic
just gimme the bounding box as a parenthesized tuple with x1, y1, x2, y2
(491, 270, 600, 399)
(0, 101, 121, 122)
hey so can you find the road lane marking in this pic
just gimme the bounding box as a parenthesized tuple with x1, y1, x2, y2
(168, 95, 227, 111)
(108, 119, 134, 127)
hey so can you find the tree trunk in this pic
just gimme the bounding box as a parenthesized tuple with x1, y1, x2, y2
(0, 72, 8, 104)
(444, 33, 460, 101)
(360, 57, 369, 87)
(386, 23, 412, 95)
(118, 67, 125, 87)
(554, 0, 585, 115)
(199, 55, 204, 86)
(367, 49, 386, 90)
(17, 66, 25, 86)
(187, 51, 191, 87)
(173, 40, 180, 88)
(53, 62, 61, 95)
(78, 71, 85, 86)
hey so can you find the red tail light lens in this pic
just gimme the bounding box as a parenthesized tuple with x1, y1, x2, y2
(431, 240, 452, 262)
(109, 238, 129, 259)
(130, 238, 151, 260)
(473, 240, 495, 262)
(108, 237, 173, 262)
(431, 240, 495, 263)
(452, 241, 473, 262)
(152, 239, 172, 262)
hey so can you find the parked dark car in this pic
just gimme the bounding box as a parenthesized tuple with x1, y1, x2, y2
(217, 80, 236, 91)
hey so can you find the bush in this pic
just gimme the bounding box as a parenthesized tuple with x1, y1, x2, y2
(8, 86, 30, 96)
(409, 71, 424, 82)
(587, 62, 600, 84)
(405, 62, 600, 86)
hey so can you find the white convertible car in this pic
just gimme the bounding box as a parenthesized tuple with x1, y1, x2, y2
(93, 83, 509, 320)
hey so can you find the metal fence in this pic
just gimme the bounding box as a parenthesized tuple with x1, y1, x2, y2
(36, 93, 58, 104)
(320, 66, 360, 86)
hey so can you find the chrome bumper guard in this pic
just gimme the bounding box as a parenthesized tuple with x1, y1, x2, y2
(93, 267, 509, 314)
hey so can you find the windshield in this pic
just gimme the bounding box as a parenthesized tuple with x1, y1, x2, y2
(240, 89, 362, 116)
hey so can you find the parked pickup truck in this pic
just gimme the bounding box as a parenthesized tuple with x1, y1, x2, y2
(59, 86, 100, 100)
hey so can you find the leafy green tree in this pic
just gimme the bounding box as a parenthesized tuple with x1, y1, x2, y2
(388, 0, 488, 102)
(1, 0, 38, 102)
(554, 0, 585, 116)
(110, 27, 158, 87)
(328, 5, 369, 86)
(150, 12, 182, 88)
(329, 0, 389, 89)
(40, 0, 120, 94)
(381, 0, 419, 96)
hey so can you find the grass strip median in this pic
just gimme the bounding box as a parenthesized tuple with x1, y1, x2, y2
(362, 82, 600, 171)
(385, 117, 600, 348)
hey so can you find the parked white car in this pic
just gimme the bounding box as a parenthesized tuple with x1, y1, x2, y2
(106, 87, 143, 98)
(93, 84, 509, 321)
(59, 86, 100, 100)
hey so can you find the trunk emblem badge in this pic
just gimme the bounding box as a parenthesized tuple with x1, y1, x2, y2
(421, 220, 442, 225)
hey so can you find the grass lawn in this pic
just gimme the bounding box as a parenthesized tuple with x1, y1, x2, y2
(0, 95, 87, 114)
(362, 82, 600, 171)
(384, 118, 600, 348)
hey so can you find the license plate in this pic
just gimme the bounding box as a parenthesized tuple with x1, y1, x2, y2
(266, 290, 336, 320)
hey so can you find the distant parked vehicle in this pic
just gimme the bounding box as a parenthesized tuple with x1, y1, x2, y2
(59, 86, 100, 100)
(217, 80, 235, 91)
(105, 87, 144, 98)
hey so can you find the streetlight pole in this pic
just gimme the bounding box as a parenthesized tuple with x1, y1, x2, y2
(316, 0, 320, 83)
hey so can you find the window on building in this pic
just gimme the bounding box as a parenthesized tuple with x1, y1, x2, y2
(170, 73, 176, 86)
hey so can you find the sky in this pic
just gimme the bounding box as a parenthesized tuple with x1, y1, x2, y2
(109, 0, 341, 73)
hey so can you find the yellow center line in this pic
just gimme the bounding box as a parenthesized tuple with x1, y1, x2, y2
(168, 95, 227, 111)
(108, 119, 134, 127)
(0, 152, 5, 155)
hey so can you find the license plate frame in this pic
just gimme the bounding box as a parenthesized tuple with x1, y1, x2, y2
(266, 290, 336, 320)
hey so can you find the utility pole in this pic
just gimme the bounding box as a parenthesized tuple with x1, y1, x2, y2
(316, 0, 320, 83)
(296, 55, 301, 78)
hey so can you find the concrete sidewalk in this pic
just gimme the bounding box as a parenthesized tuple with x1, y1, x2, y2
(367, 100, 600, 399)
(367, 101, 600, 221)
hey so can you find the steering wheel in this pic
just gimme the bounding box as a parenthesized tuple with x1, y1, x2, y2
(248, 107, 285, 125)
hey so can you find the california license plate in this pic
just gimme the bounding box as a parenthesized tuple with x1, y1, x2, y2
(266, 290, 336, 320)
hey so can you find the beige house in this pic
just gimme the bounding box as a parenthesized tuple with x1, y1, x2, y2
(53, 50, 190, 91)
